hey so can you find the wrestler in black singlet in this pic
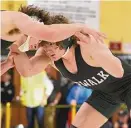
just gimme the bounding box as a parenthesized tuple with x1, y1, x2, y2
(54, 45, 131, 118)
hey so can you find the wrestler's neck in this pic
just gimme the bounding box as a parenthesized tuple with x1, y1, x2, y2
(62, 46, 75, 62)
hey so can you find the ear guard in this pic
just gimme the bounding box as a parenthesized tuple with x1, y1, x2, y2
(61, 36, 76, 57)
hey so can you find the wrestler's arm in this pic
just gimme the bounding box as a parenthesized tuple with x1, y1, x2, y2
(79, 35, 124, 78)
(1, 11, 81, 42)
(1, 11, 105, 43)
(13, 47, 51, 77)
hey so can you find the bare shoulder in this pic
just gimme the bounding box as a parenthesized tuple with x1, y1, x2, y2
(79, 35, 111, 67)
(79, 36, 102, 67)
(1, 11, 22, 36)
(1, 11, 15, 31)
(1, 11, 21, 22)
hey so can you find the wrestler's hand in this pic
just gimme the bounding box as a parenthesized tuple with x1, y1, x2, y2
(75, 25, 106, 43)
(75, 32, 102, 45)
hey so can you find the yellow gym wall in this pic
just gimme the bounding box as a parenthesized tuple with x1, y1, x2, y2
(100, 1, 131, 45)
(1, 0, 27, 11)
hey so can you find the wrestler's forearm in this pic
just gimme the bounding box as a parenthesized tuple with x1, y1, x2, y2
(12, 12, 83, 42)
(1, 60, 14, 75)
(17, 21, 83, 42)
(45, 24, 83, 42)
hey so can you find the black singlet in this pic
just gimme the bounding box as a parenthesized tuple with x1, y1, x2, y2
(54, 46, 131, 93)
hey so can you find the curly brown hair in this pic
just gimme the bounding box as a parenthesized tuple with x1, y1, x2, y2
(51, 14, 70, 24)
(19, 5, 51, 25)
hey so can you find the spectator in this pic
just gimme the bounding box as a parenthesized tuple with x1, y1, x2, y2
(114, 109, 130, 128)
(45, 65, 73, 128)
(20, 71, 53, 128)
(54, 78, 73, 128)
(44, 65, 61, 128)
(1, 72, 15, 128)
(45, 65, 71, 128)
(66, 83, 92, 127)
(66, 83, 92, 106)
(45, 65, 61, 105)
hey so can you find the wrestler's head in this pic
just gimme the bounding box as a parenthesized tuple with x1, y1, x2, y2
(41, 37, 76, 61)
(39, 15, 77, 61)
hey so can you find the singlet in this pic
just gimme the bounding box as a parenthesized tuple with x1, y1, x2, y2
(54, 46, 131, 93)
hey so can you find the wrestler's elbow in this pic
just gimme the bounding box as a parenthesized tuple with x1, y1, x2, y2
(116, 67, 124, 78)
(109, 67, 124, 78)
(112, 58, 124, 78)
(103, 58, 124, 78)
(114, 68, 124, 78)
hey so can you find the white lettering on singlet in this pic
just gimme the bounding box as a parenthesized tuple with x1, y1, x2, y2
(76, 70, 109, 87)
(92, 77, 104, 84)
(97, 71, 109, 80)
